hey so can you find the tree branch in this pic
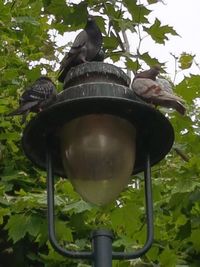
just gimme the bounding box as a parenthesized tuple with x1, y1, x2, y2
(122, 30, 131, 79)
(102, 2, 126, 52)
(173, 147, 189, 162)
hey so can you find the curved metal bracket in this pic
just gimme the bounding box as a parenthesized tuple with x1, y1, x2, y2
(46, 147, 153, 262)
(46, 147, 92, 259)
(112, 153, 153, 259)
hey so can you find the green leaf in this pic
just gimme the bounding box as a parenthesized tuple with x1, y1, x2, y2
(176, 214, 187, 226)
(40, 241, 66, 262)
(159, 247, 178, 267)
(63, 200, 93, 214)
(55, 220, 73, 242)
(2, 69, 19, 80)
(179, 53, 194, 69)
(26, 67, 42, 80)
(0, 132, 19, 141)
(14, 16, 40, 26)
(175, 75, 200, 103)
(26, 215, 46, 238)
(0, 208, 10, 224)
(5, 214, 29, 243)
(144, 18, 178, 44)
(110, 203, 140, 236)
(104, 36, 119, 50)
(56, 179, 79, 199)
(124, 0, 151, 23)
(126, 58, 138, 71)
(190, 229, 200, 252)
(146, 246, 160, 261)
(140, 52, 162, 67)
(0, 1, 11, 24)
(147, 0, 162, 3)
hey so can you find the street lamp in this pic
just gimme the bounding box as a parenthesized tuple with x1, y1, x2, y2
(22, 62, 174, 266)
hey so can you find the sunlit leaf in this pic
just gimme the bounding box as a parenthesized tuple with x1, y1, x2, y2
(179, 52, 194, 70)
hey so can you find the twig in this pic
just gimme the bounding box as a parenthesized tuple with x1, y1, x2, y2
(102, 2, 125, 52)
(122, 30, 131, 78)
(111, 29, 126, 52)
(170, 53, 179, 84)
(10, 0, 17, 10)
(173, 147, 189, 162)
(194, 60, 200, 72)
(135, 1, 143, 74)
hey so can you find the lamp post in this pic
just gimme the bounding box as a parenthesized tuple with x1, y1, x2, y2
(22, 62, 174, 266)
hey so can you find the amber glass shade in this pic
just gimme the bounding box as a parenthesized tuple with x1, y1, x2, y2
(60, 114, 136, 205)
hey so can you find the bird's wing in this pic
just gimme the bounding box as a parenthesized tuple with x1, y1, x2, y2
(59, 31, 88, 68)
(132, 78, 186, 115)
(21, 83, 44, 103)
(58, 31, 88, 82)
(7, 78, 56, 120)
(7, 101, 38, 116)
(157, 78, 173, 94)
(69, 30, 88, 54)
(133, 78, 185, 104)
(36, 80, 56, 98)
(132, 78, 159, 97)
(93, 49, 105, 62)
(21, 80, 56, 103)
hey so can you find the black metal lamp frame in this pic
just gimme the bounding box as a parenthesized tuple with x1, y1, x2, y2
(47, 146, 153, 266)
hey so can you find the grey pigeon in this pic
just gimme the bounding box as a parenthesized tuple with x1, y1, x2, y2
(157, 78, 173, 94)
(58, 16, 103, 83)
(132, 67, 186, 115)
(134, 66, 161, 81)
(8, 77, 57, 123)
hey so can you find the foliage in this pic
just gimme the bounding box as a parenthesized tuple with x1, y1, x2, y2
(0, 0, 200, 266)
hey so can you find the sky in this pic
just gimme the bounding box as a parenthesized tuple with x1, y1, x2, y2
(56, 0, 200, 83)
(146, 0, 200, 82)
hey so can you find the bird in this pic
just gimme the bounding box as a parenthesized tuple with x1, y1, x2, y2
(58, 15, 103, 83)
(7, 77, 57, 123)
(132, 66, 186, 115)
(134, 65, 161, 81)
(92, 48, 105, 62)
(156, 78, 173, 94)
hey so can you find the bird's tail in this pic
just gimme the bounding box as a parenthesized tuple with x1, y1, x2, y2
(58, 62, 74, 83)
(158, 99, 186, 115)
(6, 101, 38, 116)
(7, 107, 25, 116)
(58, 69, 69, 83)
(58, 53, 78, 83)
(21, 110, 29, 124)
(153, 92, 186, 115)
(170, 100, 186, 115)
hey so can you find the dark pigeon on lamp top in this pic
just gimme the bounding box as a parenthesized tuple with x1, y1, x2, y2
(58, 16, 103, 83)
(8, 77, 57, 123)
(132, 66, 186, 115)
(92, 48, 105, 62)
